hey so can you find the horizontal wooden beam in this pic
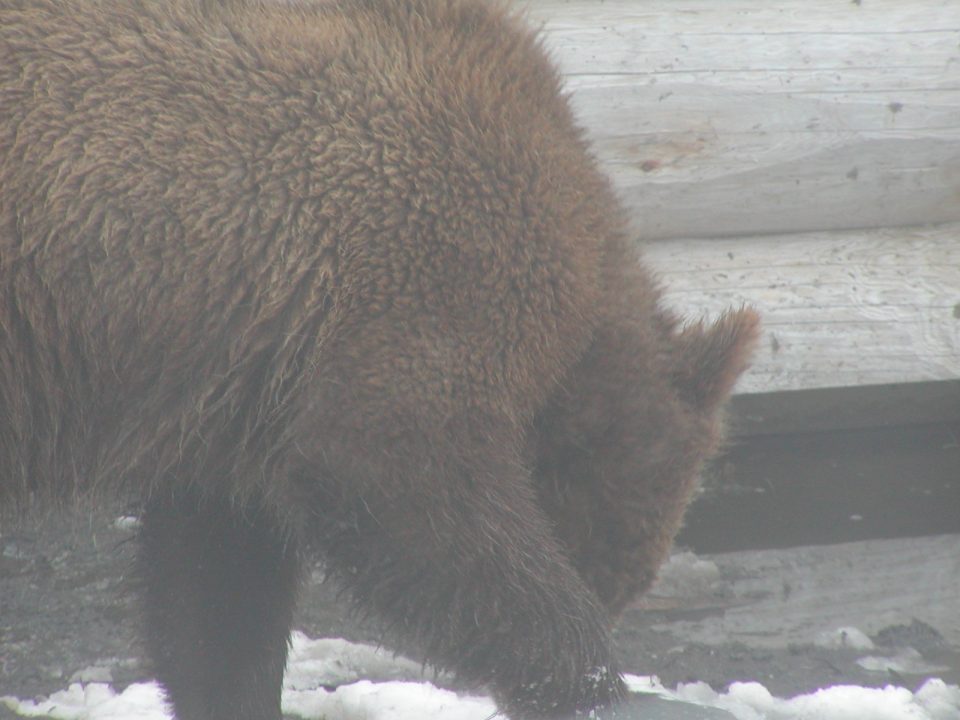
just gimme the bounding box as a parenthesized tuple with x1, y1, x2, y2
(729, 380, 960, 437)
(679, 421, 960, 552)
(524, 0, 960, 238)
(653, 534, 960, 648)
(642, 223, 960, 394)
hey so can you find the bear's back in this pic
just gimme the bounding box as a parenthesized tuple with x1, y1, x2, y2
(0, 0, 623, 502)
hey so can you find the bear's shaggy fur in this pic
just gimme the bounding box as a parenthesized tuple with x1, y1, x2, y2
(0, 0, 759, 717)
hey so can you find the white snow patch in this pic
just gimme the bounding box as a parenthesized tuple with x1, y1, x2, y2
(284, 680, 496, 720)
(639, 677, 960, 720)
(1, 682, 168, 720)
(68, 666, 114, 684)
(916, 680, 960, 720)
(3, 635, 959, 720)
(652, 551, 723, 598)
(857, 648, 949, 675)
(112, 516, 140, 531)
(813, 627, 875, 651)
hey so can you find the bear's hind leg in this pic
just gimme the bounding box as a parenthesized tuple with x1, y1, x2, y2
(137, 488, 301, 720)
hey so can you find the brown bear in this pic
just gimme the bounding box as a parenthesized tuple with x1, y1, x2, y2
(0, 0, 759, 718)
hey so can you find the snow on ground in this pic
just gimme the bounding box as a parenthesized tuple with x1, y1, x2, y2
(3, 633, 959, 720)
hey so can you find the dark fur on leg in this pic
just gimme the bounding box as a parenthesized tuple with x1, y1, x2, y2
(138, 489, 301, 720)
(292, 412, 627, 720)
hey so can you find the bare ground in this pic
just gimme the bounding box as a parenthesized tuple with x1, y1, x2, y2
(2, 508, 957, 715)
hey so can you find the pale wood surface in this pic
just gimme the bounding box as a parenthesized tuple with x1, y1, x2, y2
(524, 0, 960, 239)
(644, 535, 960, 650)
(642, 223, 960, 393)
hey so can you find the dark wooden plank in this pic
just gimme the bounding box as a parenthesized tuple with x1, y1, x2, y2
(680, 420, 960, 553)
(729, 379, 960, 437)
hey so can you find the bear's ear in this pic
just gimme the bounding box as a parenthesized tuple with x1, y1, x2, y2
(670, 307, 760, 412)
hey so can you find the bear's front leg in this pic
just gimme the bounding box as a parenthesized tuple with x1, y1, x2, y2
(296, 415, 628, 719)
(138, 487, 301, 720)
